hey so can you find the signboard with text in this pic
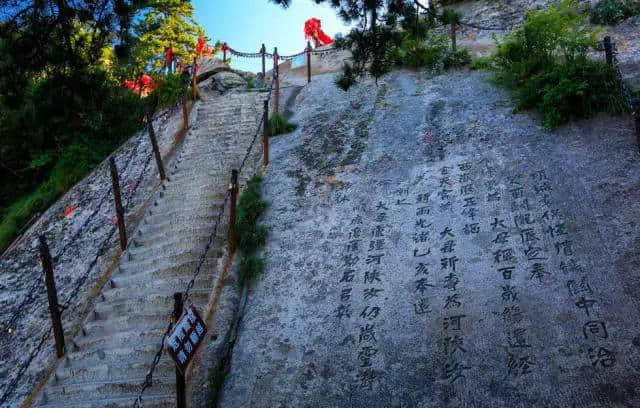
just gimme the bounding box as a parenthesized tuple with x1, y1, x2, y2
(166, 306, 207, 373)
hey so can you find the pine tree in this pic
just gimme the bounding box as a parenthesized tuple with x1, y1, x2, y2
(133, 0, 203, 71)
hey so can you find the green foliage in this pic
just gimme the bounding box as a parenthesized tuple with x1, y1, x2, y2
(132, 0, 205, 71)
(469, 55, 495, 70)
(0, 1, 197, 250)
(335, 62, 359, 91)
(440, 9, 463, 25)
(268, 112, 297, 136)
(399, 33, 448, 69)
(236, 175, 268, 284)
(238, 255, 265, 284)
(492, 0, 624, 128)
(154, 73, 184, 108)
(590, 0, 640, 24)
(207, 361, 228, 407)
(443, 48, 471, 69)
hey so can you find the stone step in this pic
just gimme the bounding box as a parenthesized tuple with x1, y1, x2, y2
(63, 341, 167, 368)
(99, 284, 213, 310)
(52, 357, 175, 384)
(135, 225, 220, 245)
(111, 259, 219, 285)
(78, 296, 211, 345)
(41, 375, 174, 404)
(127, 236, 212, 259)
(38, 392, 174, 408)
(138, 215, 221, 237)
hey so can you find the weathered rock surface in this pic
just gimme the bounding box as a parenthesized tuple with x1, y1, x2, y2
(218, 70, 640, 407)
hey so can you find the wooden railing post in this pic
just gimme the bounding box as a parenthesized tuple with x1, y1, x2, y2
(306, 41, 312, 84)
(635, 99, 640, 153)
(38, 235, 66, 358)
(109, 157, 127, 251)
(229, 169, 239, 253)
(263, 100, 269, 167)
(261, 43, 266, 78)
(173, 292, 186, 408)
(182, 89, 189, 130)
(604, 36, 613, 65)
(146, 114, 166, 181)
(273, 47, 280, 114)
(192, 57, 198, 101)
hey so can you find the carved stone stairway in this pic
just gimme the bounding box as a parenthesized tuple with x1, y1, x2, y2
(34, 89, 264, 407)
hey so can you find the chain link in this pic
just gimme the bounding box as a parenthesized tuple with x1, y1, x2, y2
(611, 42, 636, 112)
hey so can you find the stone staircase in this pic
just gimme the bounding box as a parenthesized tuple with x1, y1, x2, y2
(34, 89, 265, 407)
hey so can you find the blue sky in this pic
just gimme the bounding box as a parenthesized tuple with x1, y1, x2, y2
(192, 0, 351, 72)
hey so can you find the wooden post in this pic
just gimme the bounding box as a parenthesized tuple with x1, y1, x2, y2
(274, 47, 280, 114)
(146, 114, 166, 181)
(109, 157, 127, 251)
(223, 42, 228, 64)
(604, 36, 613, 65)
(263, 100, 269, 167)
(173, 292, 186, 408)
(191, 57, 197, 101)
(306, 41, 312, 84)
(635, 99, 640, 152)
(39, 235, 66, 358)
(182, 89, 189, 130)
(229, 169, 238, 253)
(261, 43, 266, 78)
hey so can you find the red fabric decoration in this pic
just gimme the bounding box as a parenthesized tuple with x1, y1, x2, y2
(164, 46, 173, 66)
(196, 35, 206, 57)
(123, 74, 158, 97)
(64, 205, 76, 218)
(304, 18, 333, 47)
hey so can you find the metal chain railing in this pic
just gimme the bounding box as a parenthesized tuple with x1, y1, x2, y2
(611, 42, 637, 112)
(132, 78, 275, 407)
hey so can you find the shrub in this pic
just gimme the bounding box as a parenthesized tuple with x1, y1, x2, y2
(400, 35, 448, 69)
(236, 175, 268, 284)
(469, 55, 495, 70)
(443, 48, 471, 69)
(268, 112, 297, 136)
(492, 0, 624, 128)
(590, 0, 640, 25)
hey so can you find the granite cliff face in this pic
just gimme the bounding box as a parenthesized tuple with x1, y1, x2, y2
(215, 66, 640, 407)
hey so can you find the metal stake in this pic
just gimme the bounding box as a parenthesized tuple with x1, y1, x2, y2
(229, 170, 239, 253)
(173, 293, 186, 408)
(604, 36, 613, 65)
(263, 100, 270, 167)
(146, 114, 166, 181)
(307, 41, 312, 84)
(39, 236, 65, 358)
(261, 43, 266, 78)
(274, 47, 280, 114)
(109, 157, 127, 251)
